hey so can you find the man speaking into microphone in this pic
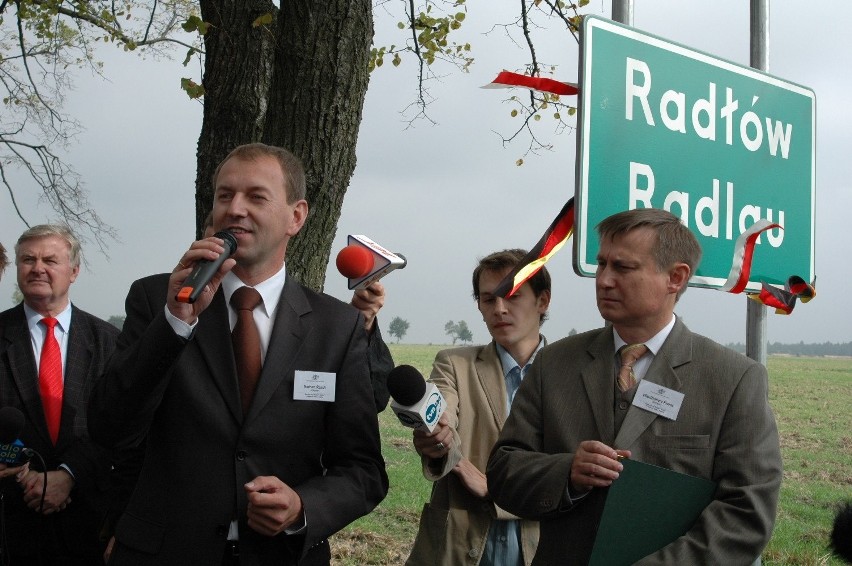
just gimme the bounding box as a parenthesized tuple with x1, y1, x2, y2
(88, 143, 388, 566)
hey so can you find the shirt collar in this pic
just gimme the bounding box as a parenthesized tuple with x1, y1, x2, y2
(613, 314, 677, 355)
(495, 337, 545, 378)
(24, 301, 73, 334)
(222, 263, 288, 318)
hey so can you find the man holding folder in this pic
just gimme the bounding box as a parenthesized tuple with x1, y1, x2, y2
(487, 208, 782, 564)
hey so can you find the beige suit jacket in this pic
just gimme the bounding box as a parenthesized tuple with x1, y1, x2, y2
(487, 319, 782, 565)
(407, 343, 539, 565)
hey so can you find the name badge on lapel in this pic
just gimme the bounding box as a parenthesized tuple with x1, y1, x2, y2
(632, 380, 684, 420)
(294, 370, 336, 402)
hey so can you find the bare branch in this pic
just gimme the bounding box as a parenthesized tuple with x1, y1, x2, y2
(0, 162, 31, 227)
(143, 0, 161, 43)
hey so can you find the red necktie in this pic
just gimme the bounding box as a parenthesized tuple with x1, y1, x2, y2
(230, 287, 263, 414)
(39, 317, 63, 445)
(617, 343, 648, 392)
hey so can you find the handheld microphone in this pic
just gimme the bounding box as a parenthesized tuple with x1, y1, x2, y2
(336, 245, 374, 278)
(176, 231, 238, 304)
(388, 365, 445, 433)
(0, 407, 34, 465)
(336, 235, 407, 290)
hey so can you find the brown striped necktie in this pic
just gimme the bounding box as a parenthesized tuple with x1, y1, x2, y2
(230, 287, 263, 414)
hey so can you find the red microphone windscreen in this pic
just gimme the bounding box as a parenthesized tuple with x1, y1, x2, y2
(336, 245, 374, 278)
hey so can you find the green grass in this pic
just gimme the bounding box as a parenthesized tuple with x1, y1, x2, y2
(763, 356, 852, 566)
(331, 347, 852, 565)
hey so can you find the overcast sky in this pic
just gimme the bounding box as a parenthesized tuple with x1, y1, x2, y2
(1, 0, 849, 348)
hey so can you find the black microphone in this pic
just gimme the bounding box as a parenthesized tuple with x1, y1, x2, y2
(0, 407, 33, 465)
(175, 231, 238, 304)
(387, 365, 445, 433)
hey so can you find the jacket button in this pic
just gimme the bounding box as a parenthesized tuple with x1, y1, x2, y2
(236, 450, 247, 461)
(468, 548, 479, 558)
(618, 401, 629, 410)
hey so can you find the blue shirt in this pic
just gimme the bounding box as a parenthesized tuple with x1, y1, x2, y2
(481, 339, 544, 566)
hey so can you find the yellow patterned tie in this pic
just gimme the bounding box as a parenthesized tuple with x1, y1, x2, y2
(617, 343, 648, 392)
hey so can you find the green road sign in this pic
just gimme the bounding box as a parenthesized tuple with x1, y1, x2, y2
(575, 16, 815, 290)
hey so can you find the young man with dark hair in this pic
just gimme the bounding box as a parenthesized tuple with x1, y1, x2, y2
(407, 249, 550, 566)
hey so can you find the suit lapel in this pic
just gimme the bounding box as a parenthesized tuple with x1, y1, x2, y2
(614, 319, 691, 449)
(3, 305, 51, 444)
(246, 278, 311, 422)
(195, 290, 244, 424)
(475, 343, 507, 428)
(582, 329, 617, 445)
(59, 308, 93, 446)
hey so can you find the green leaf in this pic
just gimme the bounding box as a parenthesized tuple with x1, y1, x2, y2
(252, 13, 274, 28)
(182, 47, 197, 67)
(180, 78, 205, 99)
(182, 15, 209, 35)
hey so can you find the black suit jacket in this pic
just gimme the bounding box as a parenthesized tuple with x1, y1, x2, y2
(88, 273, 388, 566)
(0, 302, 118, 558)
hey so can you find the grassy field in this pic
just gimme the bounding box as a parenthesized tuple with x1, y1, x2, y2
(330, 345, 852, 565)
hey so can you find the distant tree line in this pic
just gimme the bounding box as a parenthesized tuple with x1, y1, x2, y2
(725, 341, 852, 357)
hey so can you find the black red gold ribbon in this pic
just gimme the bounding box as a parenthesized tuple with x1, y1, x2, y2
(493, 198, 575, 298)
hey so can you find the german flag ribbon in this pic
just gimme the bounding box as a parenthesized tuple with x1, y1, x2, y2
(720, 218, 816, 314)
(481, 71, 579, 96)
(493, 198, 575, 298)
(749, 276, 816, 315)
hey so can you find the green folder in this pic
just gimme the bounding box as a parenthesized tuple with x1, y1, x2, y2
(588, 459, 717, 566)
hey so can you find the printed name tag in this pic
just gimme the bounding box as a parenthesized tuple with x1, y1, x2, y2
(294, 370, 336, 402)
(632, 380, 684, 420)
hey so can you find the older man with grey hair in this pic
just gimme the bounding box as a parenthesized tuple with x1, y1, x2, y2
(0, 224, 118, 564)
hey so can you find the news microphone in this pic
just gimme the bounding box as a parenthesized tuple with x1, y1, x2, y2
(0, 407, 34, 465)
(336, 245, 374, 278)
(336, 235, 407, 290)
(388, 365, 445, 433)
(176, 230, 238, 303)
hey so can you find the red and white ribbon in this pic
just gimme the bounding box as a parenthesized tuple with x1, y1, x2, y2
(482, 71, 578, 96)
(720, 219, 781, 294)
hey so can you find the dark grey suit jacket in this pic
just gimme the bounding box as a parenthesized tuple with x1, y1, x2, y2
(0, 302, 118, 558)
(487, 319, 782, 565)
(88, 273, 388, 566)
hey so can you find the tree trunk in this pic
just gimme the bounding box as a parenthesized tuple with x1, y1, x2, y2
(195, 0, 373, 291)
(264, 0, 373, 290)
(196, 0, 277, 235)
